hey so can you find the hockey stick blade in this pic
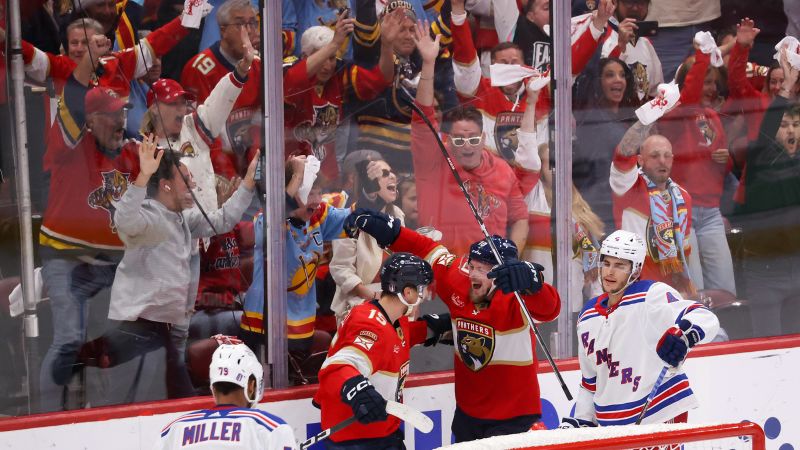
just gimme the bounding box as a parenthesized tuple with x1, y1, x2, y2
(386, 400, 434, 433)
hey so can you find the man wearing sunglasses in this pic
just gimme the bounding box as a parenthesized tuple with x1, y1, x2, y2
(410, 21, 529, 257)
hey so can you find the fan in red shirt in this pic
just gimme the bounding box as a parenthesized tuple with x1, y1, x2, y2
(180, 0, 261, 174)
(283, 10, 398, 182)
(344, 208, 561, 443)
(314, 253, 433, 449)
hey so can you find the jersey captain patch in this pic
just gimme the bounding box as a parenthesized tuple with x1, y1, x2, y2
(455, 318, 495, 372)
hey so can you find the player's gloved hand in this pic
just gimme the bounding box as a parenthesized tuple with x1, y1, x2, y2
(422, 313, 453, 346)
(487, 260, 545, 295)
(656, 319, 699, 367)
(559, 417, 598, 429)
(341, 375, 388, 424)
(343, 208, 401, 247)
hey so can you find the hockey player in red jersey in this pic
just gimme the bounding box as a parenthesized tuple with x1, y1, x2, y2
(314, 253, 434, 449)
(344, 208, 562, 443)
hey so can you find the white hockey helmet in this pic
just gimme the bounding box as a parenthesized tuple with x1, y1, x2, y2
(600, 230, 646, 285)
(209, 343, 264, 407)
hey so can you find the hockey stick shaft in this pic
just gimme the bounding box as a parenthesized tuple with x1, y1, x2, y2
(402, 97, 572, 401)
(298, 400, 432, 449)
(635, 365, 669, 425)
(299, 416, 357, 450)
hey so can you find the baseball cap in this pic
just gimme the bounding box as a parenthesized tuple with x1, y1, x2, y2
(85, 87, 132, 114)
(146, 78, 196, 107)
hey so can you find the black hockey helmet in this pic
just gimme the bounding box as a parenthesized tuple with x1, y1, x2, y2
(469, 235, 518, 266)
(380, 252, 433, 294)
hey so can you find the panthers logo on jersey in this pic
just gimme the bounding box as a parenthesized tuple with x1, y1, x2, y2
(87, 169, 130, 229)
(695, 114, 716, 146)
(463, 180, 501, 219)
(631, 61, 649, 100)
(455, 318, 495, 372)
(494, 111, 523, 162)
(294, 103, 339, 161)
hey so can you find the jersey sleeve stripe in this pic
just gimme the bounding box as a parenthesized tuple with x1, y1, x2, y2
(227, 410, 281, 429)
(320, 346, 373, 377)
(594, 374, 693, 425)
(160, 412, 206, 435)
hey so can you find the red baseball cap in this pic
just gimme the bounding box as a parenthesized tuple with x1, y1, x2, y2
(85, 87, 131, 114)
(147, 78, 196, 107)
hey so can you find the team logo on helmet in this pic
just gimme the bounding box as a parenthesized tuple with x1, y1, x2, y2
(294, 103, 339, 161)
(87, 169, 131, 230)
(455, 318, 495, 372)
(494, 111, 523, 162)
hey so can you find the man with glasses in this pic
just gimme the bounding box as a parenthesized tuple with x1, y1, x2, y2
(411, 20, 529, 257)
(181, 0, 262, 174)
(37, 57, 141, 410)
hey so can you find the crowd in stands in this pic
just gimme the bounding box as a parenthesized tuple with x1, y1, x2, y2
(0, 0, 799, 413)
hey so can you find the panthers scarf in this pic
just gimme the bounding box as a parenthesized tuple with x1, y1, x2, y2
(641, 171, 690, 277)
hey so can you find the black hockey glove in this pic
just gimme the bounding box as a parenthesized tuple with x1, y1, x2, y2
(487, 260, 545, 295)
(341, 375, 388, 424)
(559, 417, 598, 429)
(422, 313, 453, 347)
(656, 319, 699, 368)
(343, 207, 401, 248)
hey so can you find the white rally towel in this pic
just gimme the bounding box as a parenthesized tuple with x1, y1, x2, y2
(9, 268, 44, 318)
(490, 64, 550, 90)
(298, 155, 321, 204)
(182, 0, 213, 29)
(773, 36, 800, 70)
(693, 31, 724, 68)
(635, 82, 680, 125)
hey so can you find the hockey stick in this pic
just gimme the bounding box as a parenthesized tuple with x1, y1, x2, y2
(298, 400, 433, 449)
(635, 365, 670, 425)
(399, 94, 573, 401)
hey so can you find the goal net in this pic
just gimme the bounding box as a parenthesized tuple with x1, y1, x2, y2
(437, 422, 766, 450)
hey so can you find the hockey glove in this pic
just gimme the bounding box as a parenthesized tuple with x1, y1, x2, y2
(341, 375, 388, 424)
(656, 319, 700, 368)
(559, 417, 598, 429)
(422, 313, 453, 347)
(487, 260, 545, 295)
(343, 208, 401, 248)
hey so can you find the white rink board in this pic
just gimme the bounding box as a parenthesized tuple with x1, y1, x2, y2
(1, 346, 797, 449)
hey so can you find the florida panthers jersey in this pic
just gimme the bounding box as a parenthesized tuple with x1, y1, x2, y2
(575, 280, 719, 426)
(154, 405, 297, 450)
(390, 227, 561, 420)
(314, 300, 427, 443)
(181, 42, 262, 159)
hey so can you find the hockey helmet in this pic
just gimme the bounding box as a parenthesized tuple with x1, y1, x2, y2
(600, 230, 646, 280)
(469, 235, 518, 266)
(209, 343, 264, 407)
(380, 252, 433, 294)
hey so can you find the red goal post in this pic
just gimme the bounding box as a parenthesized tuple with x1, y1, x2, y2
(439, 422, 766, 450)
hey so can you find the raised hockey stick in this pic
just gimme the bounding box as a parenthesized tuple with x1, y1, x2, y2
(299, 400, 433, 449)
(635, 365, 670, 425)
(399, 94, 573, 401)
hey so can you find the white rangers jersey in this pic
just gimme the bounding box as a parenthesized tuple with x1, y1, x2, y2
(154, 406, 298, 450)
(574, 280, 719, 426)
